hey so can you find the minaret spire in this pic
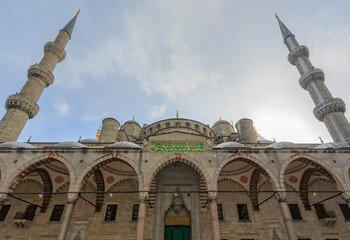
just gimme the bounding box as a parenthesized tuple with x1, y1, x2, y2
(277, 15, 350, 144)
(0, 12, 79, 142)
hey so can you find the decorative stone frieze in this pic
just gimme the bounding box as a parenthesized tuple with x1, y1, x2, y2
(288, 45, 309, 65)
(313, 98, 346, 121)
(299, 68, 325, 90)
(44, 41, 66, 62)
(27, 64, 54, 87)
(5, 94, 39, 119)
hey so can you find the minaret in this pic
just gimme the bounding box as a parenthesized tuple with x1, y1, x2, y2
(0, 11, 80, 142)
(276, 15, 350, 144)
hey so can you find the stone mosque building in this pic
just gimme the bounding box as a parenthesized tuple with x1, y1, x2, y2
(0, 11, 350, 240)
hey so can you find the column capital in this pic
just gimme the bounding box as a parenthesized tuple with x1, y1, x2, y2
(67, 193, 79, 202)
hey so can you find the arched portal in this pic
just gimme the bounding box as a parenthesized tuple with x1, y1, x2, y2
(151, 162, 203, 240)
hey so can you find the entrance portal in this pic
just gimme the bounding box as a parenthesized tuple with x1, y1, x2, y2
(165, 226, 190, 240)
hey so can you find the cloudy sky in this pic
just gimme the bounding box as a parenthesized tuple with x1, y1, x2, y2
(1, 0, 350, 143)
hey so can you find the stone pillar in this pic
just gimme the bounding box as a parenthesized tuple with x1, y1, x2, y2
(208, 198, 221, 240)
(57, 195, 78, 240)
(136, 198, 147, 240)
(278, 199, 297, 240)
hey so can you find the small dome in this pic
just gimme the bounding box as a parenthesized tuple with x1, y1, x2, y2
(124, 120, 141, 127)
(265, 141, 296, 149)
(0, 142, 36, 149)
(315, 142, 349, 149)
(105, 141, 141, 149)
(51, 141, 87, 148)
(212, 120, 231, 128)
(215, 141, 246, 149)
(79, 139, 98, 143)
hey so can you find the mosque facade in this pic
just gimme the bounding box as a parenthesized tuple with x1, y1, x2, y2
(0, 12, 350, 240)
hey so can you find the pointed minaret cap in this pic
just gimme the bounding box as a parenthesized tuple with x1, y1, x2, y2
(61, 10, 80, 38)
(275, 14, 294, 42)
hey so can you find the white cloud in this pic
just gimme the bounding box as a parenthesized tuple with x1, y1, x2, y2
(146, 104, 168, 120)
(53, 98, 70, 116)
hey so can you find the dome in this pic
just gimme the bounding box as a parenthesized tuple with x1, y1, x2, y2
(212, 120, 231, 128)
(215, 141, 247, 149)
(79, 139, 98, 143)
(0, 142, 36, 149)
(265, 141, 296, 149)
(315, 142, 349, 149)
(105, 141, 141, 149)
(50, 141, 87, 148)
(124, 120, 141, 128)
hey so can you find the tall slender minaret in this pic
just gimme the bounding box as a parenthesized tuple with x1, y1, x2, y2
(276, 15, 350, 144)
(0, 11, 80, 142)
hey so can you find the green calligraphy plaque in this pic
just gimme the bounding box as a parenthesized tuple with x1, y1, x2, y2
(150, 142, 204, 153)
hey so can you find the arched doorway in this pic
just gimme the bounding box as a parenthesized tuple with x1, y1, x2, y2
(152, 162, 202, 240)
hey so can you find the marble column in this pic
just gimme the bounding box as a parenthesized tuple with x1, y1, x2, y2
(57, 194, 78, 240)
(136, 198, 147, 240)
(209, 198, 221, 240)
(278, 199, 297, 240)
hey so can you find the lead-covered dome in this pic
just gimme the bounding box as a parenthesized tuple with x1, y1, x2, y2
(50, 141, 87, 148)
(105, 141, 141, 149)
(265, 141, 296, 149)
(0, 142, 36, 149)
(315, 142, 349, 149)
(215, 141, 247, 149)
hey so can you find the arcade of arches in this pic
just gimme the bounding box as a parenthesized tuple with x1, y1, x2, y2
(0, 140, 350, 240)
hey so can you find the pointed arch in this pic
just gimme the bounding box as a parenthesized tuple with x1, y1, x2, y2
(145, 153, 211, 191)
(74, 153, 143, 194)
(1, 154, 75, 195)
(279, 154, 346, 194)
(106, 178, 139, 192)
(217, 178, 247, 191)
(213, 153, 279, 191)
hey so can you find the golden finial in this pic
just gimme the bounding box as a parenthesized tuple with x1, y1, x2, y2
(96, 125, 101, 140)
(253, 127, 259, 141)
(275, 13, 279, 20)
(132, 116, 135, 121)
(176, 110, 179, 118)
(76, 9, 81, 16)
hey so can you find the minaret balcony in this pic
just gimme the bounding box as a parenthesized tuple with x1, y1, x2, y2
(299, 68, 325, 90)
(44, 41, 66, 62)
(28, 64, 54, 87)
(313, 98, 346, 121)
(288, 45, 309, 65)
(5, 94, 39, 119)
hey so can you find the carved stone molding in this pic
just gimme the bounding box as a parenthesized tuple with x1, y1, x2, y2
(313, 98, 346, 121)
(44, 41, 66, 62)
(5, 94, 39, 119)
(299, 68, 325, 90)
(27, 64, 54, 87)
(288, 45, 309, 65)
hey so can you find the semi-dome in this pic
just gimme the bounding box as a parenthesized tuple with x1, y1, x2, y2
(214, 141, 246, 149)
(79, 139, 98, 143)
(0, 142, 36, 149)
(265, 141, 296, 149)
(105, 141, 141, 149)
(50, 141, 87, 148)
(315, 142, 349, 149)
